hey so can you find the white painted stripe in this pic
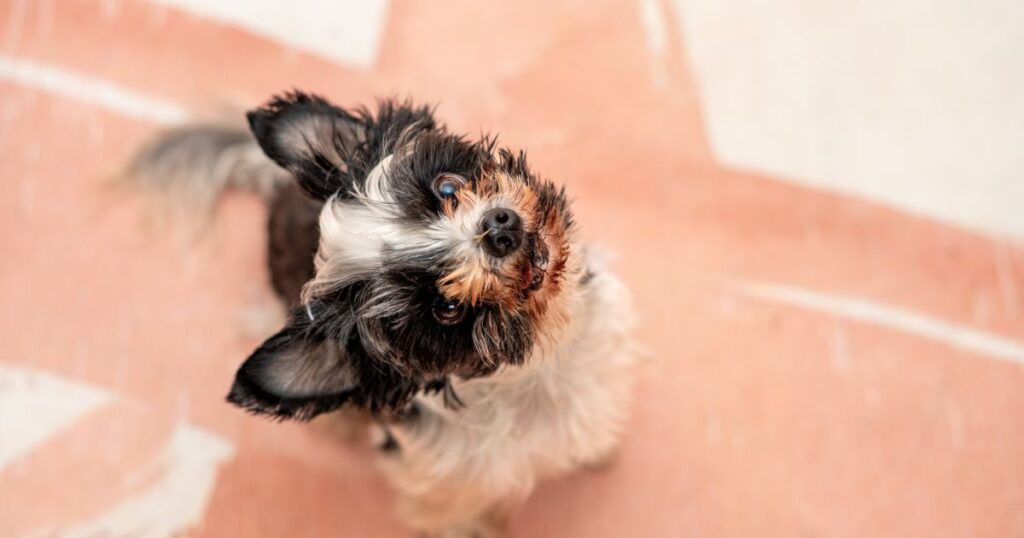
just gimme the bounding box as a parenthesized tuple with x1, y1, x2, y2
(0, 54, 188, 124)
(29, 424, 235, 538)
(0, 363, 113, 471)
(639, 0, 670, 90)
(673, 0, 1024, 238)
(733, 281, 1024, 365)
(151, 0, 389, 68)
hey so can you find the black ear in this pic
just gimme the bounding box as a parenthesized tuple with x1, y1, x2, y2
(227, 310, 359, 421)
(246, 91, 364, 200)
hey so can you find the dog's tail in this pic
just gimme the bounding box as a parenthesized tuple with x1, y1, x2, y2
(122, 124, 289, 218)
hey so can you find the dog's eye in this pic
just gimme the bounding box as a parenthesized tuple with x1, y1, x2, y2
(432, 296, 467, 325)
(432, 173, 467, 204)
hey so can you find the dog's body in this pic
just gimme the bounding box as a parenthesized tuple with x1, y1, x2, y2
(380, 255, 634, 535)
(129, 94, 637, 537)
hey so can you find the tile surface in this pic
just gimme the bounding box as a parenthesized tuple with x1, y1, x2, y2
(1, 0, 1022, 536)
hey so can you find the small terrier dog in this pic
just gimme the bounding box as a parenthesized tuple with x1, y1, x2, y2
(130, 92, 637, 537)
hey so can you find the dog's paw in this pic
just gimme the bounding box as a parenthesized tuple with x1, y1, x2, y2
(582, 446, 622, 472)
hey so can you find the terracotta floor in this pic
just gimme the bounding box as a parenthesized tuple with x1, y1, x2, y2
(2, 1, 1023, 537)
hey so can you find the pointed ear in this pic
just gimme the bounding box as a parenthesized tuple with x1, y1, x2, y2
(227, 313, 359, 421)
(246, 91, 363, 200)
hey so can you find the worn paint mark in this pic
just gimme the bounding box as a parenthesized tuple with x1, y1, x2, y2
(0, 54, 188, 124)
(733, 280, 1024, 365)
(150, 0, 389, 67)
(639, 0, 670, 90)
(0, 363, 113, 471)
(28, 423, 234, 538)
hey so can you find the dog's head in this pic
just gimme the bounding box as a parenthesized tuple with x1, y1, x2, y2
(227, 93, 586, 420)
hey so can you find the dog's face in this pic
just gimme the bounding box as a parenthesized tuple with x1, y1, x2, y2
(228, 94, 585, 420)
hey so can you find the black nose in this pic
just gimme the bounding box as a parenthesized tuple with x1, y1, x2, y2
(480, 207, 524, 258)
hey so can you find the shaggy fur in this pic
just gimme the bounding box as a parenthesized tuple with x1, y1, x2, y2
(128, 92, 638, 537)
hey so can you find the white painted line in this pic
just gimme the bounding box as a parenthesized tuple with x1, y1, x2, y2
(673, 0, 1024, 238)
(0, 54, 189, 124)
(151, 0, 390, 68)
(639, 0, 670, 90)
(29, 424, 235, 538)
(733, 280, 1024, 366)
(0, 363, 113, 471)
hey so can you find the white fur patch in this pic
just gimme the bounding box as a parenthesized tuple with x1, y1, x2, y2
(362, 154, 395, 203)
(308, 156, 517, 301)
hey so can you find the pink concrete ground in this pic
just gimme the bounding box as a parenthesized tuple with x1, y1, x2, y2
(2, 1, 1023, 536)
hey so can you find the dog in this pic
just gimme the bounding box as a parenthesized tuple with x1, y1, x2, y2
(128, 92, 638, 537)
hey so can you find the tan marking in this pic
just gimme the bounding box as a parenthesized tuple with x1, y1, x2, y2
(437, 171, 544, 307)
(524, 202, 583, 347)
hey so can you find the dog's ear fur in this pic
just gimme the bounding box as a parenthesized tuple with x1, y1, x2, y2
(247, 91, 364, 200)
(247, 92, 439, 200)
(226, 308, 358, 421)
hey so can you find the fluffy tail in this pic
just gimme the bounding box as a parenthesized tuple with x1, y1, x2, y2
(123, 124, 289, 218)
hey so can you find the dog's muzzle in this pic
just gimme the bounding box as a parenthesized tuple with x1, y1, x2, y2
(479, 207, 524, 258)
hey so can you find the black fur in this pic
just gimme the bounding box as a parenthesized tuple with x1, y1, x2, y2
(229, 286, 423, 419)
(229, 91, 570, 421)
(384, 132, 495, 221)
(267, 183, 322, 306)
(247, 92, 436, 200)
